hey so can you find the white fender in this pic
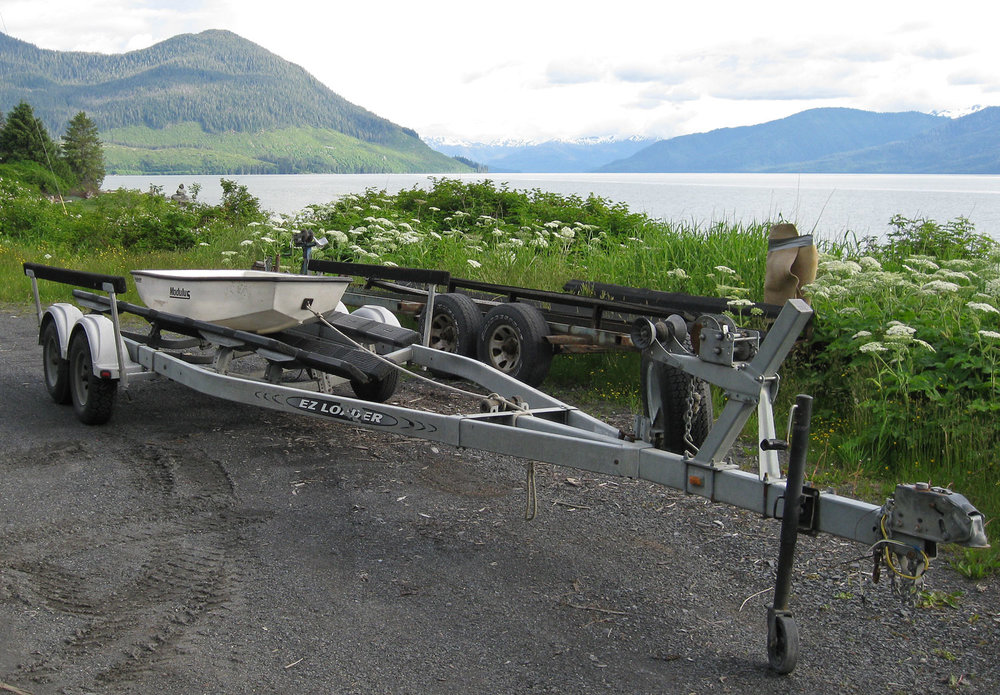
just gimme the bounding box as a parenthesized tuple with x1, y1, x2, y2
(71, 314, 127, 378)
(42, 303, 84, 359)
(352, 304, 401, 327)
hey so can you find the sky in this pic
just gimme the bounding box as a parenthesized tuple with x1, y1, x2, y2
(2, 0, 997, 144)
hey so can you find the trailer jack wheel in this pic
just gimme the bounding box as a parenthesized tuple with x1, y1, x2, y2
(767, 609, 799, 674)
(68, 331, 118, 425)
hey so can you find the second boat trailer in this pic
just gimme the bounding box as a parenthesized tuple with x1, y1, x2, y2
(23, 262, 989, 675)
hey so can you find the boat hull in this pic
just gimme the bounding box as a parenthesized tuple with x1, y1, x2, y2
(131, 269, 351, 334)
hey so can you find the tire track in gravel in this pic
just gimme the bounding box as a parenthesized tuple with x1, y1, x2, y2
(4, 439, 267, 690)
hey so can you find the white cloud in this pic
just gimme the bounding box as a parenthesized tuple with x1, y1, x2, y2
(2, 0, 999, 143)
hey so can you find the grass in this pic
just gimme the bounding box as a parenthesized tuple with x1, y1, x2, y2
(2, 173, 998, 577)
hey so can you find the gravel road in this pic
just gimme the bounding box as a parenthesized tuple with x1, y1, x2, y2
(1, 304, 997, 695)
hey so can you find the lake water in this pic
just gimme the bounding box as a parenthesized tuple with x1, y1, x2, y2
(104, 172, 1000, 242)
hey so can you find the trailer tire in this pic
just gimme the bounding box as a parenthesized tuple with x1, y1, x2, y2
(420, 293, 482, 359)
(68, 331, 117, 425)
(350, 369, 399, 403)
(478, 303, 553, 387)
(41, 320, 72, 404)
(640, 351, 712, 454)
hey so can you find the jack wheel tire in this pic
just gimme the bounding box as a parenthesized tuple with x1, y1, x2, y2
(42, 321, 71, 404)
(767, 613, 799, 674)
(640, 351, 712, 454)
(477, 303, 553, 387)
(68, 331, 117, 425)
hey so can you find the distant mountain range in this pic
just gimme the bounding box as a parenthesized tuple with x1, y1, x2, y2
(0, 30, 469, 174)
(596, 107, 1000, 174)
(428, 136, 656, 173)
(2, 29, 996, 175)
(441, 107, 1000, 174)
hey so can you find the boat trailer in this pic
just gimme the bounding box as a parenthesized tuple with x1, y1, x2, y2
(23, 262, 988, 674)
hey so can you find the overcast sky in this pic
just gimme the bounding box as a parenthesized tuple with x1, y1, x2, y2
(2, 0, 996, 143)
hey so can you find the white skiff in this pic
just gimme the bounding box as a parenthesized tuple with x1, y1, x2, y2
(131, 269, 351, 334)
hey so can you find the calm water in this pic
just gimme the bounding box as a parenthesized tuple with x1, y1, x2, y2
(105, 172, 1000, 242)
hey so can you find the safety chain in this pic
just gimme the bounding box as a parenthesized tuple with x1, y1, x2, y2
(682, 375, 702, 457)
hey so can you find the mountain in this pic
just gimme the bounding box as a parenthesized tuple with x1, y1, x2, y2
(428, 136, 656, 173)
(598, 108, 947, 173)
(764, 107, 1000, 173)
(0, 30, 470, 175)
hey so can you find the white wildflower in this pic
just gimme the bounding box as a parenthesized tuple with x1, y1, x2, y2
(714, 265, 737, 275)
(859, 342, 887, 353)
(967, 301, 999, 314)
(727, 298, 754, 307)
(920, 280, 961, 294)
(905, 256, 940, 271)
(979, 330, 1000, 340)
(885, 322, 916, 337)
(221, 251, 237, 256)
(44, 253, 52, 259)
(858, 256, 882, 270)
(260, 236, 276, 243)
(467, 259, 482, 268)
(240, 239, 253, 246)
(328, 230, 349, 245)
(199, 242, 209, 247)
(383, 261, 398, 267)
(820, 260, 863, 275)
(852, 330, 873, 339)
(666, 268, 689, 279)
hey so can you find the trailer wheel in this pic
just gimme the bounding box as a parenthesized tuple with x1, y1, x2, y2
(41, 320, 72, 404)
(350, 369, 399, 403)
(640, 352, 712, 454)
(420, 293, 482, 358)
(68, 331, 117, 425)
(478, 303, 553, 386)
(349, 306, 401, 403)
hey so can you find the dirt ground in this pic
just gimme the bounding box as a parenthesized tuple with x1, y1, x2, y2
(1, 304, 998, 695)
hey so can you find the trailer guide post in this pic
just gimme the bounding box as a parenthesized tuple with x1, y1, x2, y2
(23, 262, 989, 675)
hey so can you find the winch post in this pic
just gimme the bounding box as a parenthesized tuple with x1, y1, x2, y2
(767, 393, 811, 674)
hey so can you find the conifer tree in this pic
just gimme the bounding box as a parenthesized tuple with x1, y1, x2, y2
(61, 111, 106, 192)
(0, 101, 59, 166)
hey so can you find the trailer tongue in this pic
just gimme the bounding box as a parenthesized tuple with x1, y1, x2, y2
(23, 262, 988, 675)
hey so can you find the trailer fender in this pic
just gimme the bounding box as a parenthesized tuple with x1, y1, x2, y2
(70, 314, 126, 379)
(40, 303, 84, 359)
(352, 305, 401, 328)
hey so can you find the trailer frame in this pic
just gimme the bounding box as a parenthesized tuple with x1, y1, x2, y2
(22, 262, 988, 675)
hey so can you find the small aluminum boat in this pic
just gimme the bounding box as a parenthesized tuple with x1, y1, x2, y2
(131, 269, 352, 334)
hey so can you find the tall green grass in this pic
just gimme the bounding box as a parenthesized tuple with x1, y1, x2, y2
(2, 175, 997, 575)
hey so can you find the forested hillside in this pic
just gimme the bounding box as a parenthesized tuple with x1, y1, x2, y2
(0, 30, 469, 174)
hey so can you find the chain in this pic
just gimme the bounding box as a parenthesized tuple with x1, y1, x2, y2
(683, 376, 700, 456)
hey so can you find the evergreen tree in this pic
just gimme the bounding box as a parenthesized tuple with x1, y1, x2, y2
(61, 111, 106, 192)
(0, 101, 59, 166)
